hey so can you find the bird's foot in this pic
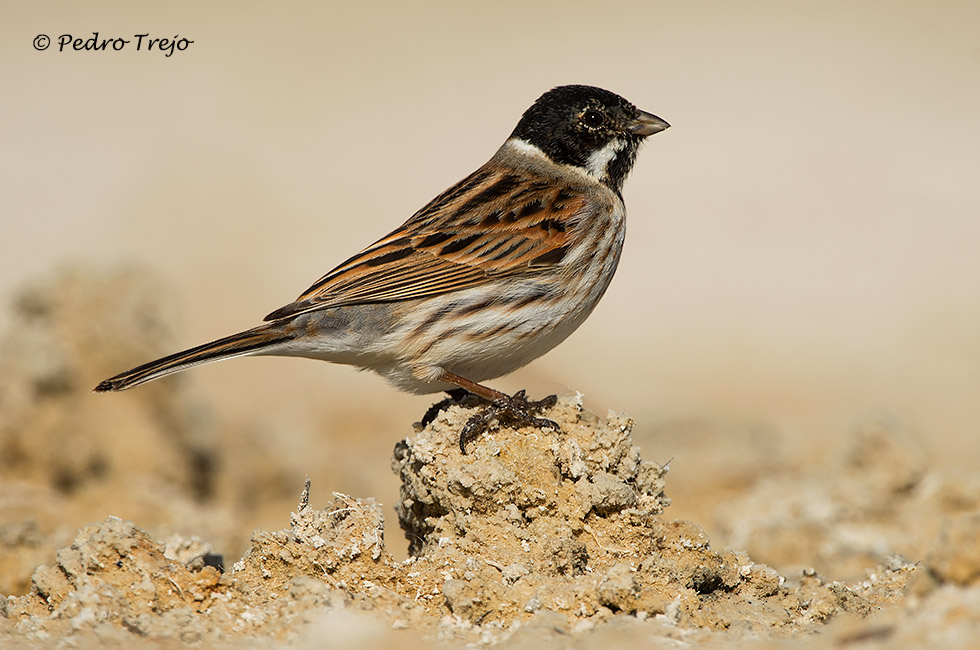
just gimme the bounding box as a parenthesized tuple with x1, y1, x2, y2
(459, 389, 559, 454)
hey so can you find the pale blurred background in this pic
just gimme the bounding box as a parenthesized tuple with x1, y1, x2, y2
(3, 1, 979, 540)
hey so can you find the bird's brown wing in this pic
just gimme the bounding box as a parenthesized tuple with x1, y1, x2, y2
(264, 165, 589, 321)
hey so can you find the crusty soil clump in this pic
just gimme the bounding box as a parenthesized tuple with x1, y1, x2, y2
(2, 396, 921, 647)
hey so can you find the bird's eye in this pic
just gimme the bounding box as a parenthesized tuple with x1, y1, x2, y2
(581, 110, 605, 128)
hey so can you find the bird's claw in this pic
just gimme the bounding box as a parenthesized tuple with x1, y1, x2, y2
(459, 389, 559, 454)
(420, 389, 470, 427)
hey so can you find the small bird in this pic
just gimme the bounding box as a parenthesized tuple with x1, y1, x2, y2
(96, 85, 669, 451)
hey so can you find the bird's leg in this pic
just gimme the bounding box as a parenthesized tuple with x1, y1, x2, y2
(436, 370, 559, 454)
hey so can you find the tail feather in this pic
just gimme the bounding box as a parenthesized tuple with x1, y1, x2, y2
(94, 325, 293, 392)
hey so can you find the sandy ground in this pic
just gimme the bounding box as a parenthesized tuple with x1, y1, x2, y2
(2, 267, 980, 648)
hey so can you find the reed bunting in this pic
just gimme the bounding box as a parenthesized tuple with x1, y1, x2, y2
(96, 85, 670, 451)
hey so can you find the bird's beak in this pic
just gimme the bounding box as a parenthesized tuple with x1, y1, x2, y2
(632, 110, 670, 136)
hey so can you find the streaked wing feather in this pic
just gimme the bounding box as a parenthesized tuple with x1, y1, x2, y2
(264, 165, 587, 322)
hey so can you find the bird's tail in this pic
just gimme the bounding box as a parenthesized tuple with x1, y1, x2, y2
(94, 324, 293, 392)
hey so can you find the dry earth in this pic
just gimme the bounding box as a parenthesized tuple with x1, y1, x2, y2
(2, 266, 979, 648)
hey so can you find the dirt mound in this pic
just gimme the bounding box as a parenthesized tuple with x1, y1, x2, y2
(0, 398, 933, 647)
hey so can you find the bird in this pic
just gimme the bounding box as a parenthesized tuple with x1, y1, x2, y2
(95, 84, 670, 452)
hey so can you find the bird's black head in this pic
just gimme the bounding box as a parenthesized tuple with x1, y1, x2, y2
(510, 85, 669, 194)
